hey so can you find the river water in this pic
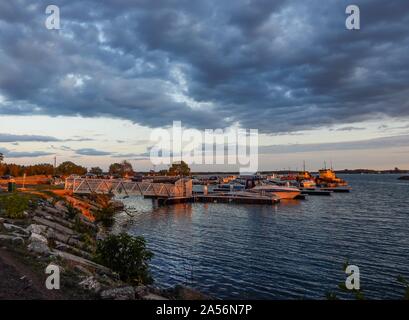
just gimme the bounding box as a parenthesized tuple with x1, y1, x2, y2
(113, 174, 409, 299)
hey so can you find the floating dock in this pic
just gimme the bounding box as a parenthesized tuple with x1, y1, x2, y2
(155, 193, 281, 205)
(195, 194, 280, 205)
(156, 196, 195, 205)
(300, 188, 333, 196)
(319, 187, 351, 193)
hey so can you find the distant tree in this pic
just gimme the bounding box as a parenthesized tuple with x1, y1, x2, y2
(90, 167, 103, 175)
(109, 161, 134, 177)
(57, 161, 87, 176)
(0, 153, 3, 163)
(7, 164, 21, 177)
(168, 161, 191, 176)
(108, 163, 121, 176)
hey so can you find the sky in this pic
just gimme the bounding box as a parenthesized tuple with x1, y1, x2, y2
(0, 0, 409, 171)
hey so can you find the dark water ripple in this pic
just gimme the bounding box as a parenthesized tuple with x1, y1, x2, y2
(114, 175, 409, 299)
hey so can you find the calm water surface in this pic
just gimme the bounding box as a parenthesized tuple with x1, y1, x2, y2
(113, 175, 409, 299)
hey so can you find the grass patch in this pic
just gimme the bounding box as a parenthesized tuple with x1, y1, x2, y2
(0, 192, 38, 219)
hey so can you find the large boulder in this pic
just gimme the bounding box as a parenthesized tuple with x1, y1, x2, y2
(33, 216, 75, 236)
(50, 250, 113, 275)
(27, 232, 50, 255)
(26, 224, 48, 235)
(3, 223, 29, 235)
(29, 232, 48, 244)
(27, 240, 50, 255)
(34, 210, 75, 229)
(0, 234, 25, 245)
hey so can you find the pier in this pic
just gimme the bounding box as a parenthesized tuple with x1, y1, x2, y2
(300, 189, 333, 196)
(64, 178, 281, 205)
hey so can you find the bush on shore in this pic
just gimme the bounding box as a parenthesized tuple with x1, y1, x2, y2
(0, 193, 31, 219)
(94, 233, 154, 285)
(91, 194, 116, 228)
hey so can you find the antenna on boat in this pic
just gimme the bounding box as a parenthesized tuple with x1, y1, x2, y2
(330, 160, 333, 170)
(324, 161, 327, 169)
(303, 160, 306, 172)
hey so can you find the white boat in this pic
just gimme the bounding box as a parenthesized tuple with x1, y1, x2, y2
(219, 190, 281, 202)
(249, 184, 301, 200)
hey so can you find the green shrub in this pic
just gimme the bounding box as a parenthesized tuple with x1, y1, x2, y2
(66, 203, 80, 220)
(0, 193, 30, 219)
(93, 206, 116, 228)
(90, 194, 117, 228)
(95, 233, 154, 285)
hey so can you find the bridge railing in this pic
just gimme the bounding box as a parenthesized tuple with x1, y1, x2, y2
(64, 178, 192, 198)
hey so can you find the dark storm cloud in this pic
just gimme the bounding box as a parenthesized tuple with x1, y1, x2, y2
(75, 148, 111, 156)
(0, 147, 54, 158)
(1, 0, 409, 133)
(0, 133, 60, 142)
(259, 134, 409, 154)
(330, 126, 365, 131)
(0, 133, 93, 143)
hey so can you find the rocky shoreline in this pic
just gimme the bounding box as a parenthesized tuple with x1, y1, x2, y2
(0, 194, 209, 300)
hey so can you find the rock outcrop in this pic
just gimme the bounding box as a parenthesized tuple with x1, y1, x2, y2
(1, 196, 207, 300)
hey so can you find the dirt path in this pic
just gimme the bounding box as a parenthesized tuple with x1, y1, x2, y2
(0, 247, 64, 300)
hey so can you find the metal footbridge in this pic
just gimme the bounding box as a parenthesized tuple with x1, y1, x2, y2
(64, 178, 193, 198)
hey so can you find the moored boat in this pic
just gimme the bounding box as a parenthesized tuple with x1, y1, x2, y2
(316, 168, 348, 187)
(249, 184, 301, 200)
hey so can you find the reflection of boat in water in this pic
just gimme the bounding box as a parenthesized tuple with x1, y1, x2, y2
(249, 184, 301, 200)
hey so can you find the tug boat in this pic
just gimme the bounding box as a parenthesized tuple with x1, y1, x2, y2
(316, 169, 348, 187)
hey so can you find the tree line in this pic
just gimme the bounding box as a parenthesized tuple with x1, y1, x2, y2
(0, 152, 190, 177)
(0, 153, 138, 177)
(0, 162, 55, 177)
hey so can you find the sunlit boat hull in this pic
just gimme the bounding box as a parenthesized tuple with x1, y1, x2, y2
(249, 186, 301, 200)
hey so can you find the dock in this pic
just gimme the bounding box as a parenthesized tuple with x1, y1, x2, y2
(320, 187, 351, 193)
(195, 194, 279, 205)
(65, 178, 348, 206)
(156, 194, 281, 205)
(300, 189, 333, 196)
